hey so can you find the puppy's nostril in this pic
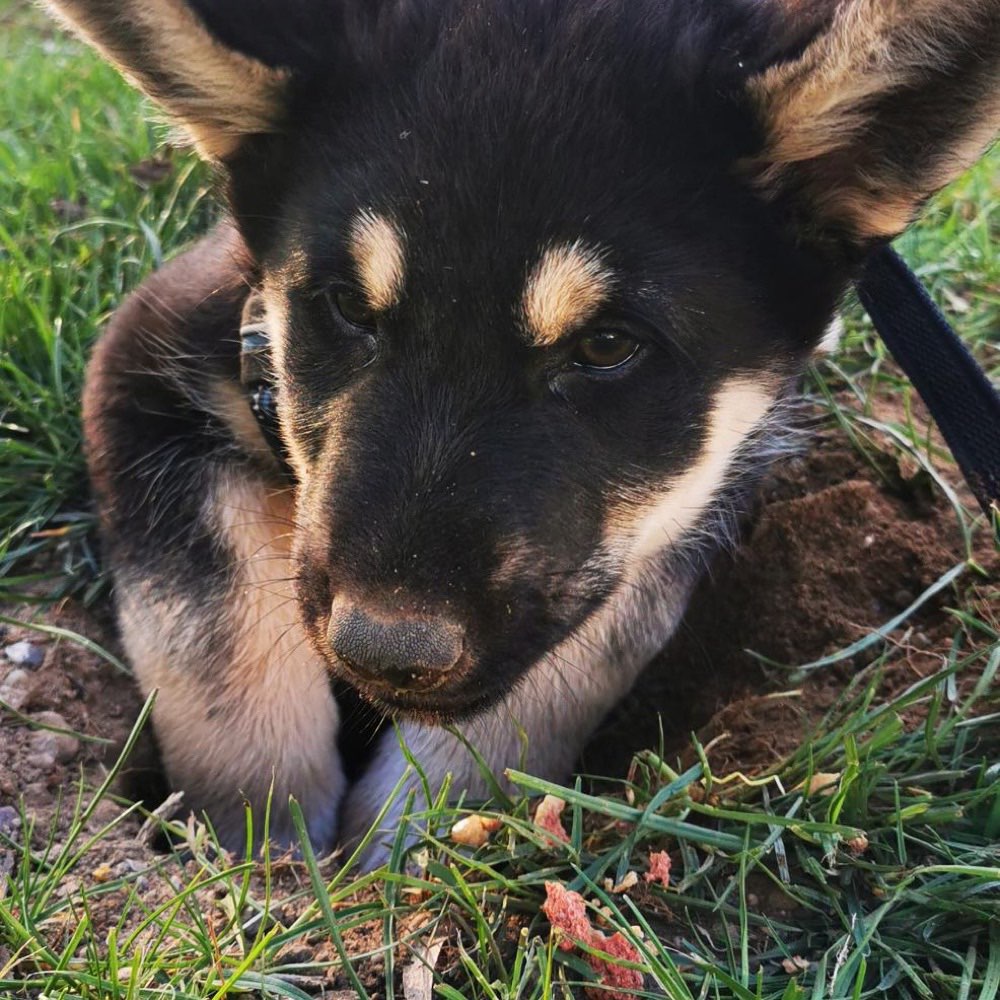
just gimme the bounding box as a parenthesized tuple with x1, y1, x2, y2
(327, 597, 464, 689)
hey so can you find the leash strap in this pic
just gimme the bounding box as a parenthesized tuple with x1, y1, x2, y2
(856, 245, 1000, 520)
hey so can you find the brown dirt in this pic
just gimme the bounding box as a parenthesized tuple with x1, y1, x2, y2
(0, 602, 144, 827)
(1, 402, 997, 993)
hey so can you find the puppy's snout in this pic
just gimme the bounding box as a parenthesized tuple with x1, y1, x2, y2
(327, 595, 464, 690)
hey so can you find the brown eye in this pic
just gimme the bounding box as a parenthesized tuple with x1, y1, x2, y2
(572, 331, 640, 370)
(335, 291, 377, 328)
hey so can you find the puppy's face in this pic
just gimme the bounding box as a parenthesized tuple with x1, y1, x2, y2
(241, 14, 841, 719)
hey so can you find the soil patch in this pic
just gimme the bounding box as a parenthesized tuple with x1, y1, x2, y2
(0, 601, 144, 829)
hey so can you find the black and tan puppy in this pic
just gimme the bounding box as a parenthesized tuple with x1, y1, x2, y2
(46, 0, 998, 862)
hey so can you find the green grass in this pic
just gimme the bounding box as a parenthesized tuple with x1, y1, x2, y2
(0, 0, 215, 600)
(1, 1, 998, 998)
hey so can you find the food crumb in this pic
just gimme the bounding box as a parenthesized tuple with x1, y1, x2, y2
(644, 850, 671, 887)
(542, 882, 644, 999)
(533, 794, 570, 845)
(450, 814, 502, 848)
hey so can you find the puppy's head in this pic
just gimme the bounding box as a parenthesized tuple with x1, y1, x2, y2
(51, 0, 999, 718)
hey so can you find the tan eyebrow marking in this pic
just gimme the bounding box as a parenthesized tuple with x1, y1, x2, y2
(522, 241, 614, 347)
(349, 210, 406, 312)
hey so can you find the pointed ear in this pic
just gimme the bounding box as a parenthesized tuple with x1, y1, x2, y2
(44, 0, 291, 160)
(746, 0, 999, 245)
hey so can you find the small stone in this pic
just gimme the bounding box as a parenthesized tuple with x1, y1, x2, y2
(0, 669, 31, 710)
(26, 747, 57, 771)
(55, 876, 83, 899)
(0, 806, 20, 838)
(90, 798, 123, 825)
(91, 863, 114, 883)
(3, 642, 44, 670)
(893, 589, 915, 609)
(31, 712, 80, 764)
(115, 858, 146, 877)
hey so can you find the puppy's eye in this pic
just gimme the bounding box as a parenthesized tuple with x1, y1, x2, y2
(334, 291, 377, 329)
(572, 331, 640, 370)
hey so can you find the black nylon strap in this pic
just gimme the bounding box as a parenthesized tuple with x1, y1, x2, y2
(856, 245, 1000, 520)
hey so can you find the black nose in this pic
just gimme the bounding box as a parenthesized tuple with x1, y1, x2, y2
(327, 596, 464, 690)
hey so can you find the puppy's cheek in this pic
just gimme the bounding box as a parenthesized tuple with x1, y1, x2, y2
(603, 375, 779, 565)
(292, 535, 333, 640)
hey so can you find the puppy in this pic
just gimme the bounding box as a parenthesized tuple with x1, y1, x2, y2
(46, 0, 999, 862)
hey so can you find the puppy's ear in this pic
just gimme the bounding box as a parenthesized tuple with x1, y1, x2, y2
(746, 0, 999, 246)
(44, 0, 291, 160)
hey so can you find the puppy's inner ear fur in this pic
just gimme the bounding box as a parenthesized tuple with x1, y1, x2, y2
(44, 0, 290, 160)
(746, 0, 1000, 244)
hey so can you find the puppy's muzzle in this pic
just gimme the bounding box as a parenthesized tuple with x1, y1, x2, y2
(327, 595, 465, 692)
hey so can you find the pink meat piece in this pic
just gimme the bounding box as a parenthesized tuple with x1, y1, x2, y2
(644, 850, 671, 887)
(542, 882, 644, 998)
(533, 794, 570, 844)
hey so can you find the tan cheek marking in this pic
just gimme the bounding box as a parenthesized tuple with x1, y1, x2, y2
(523, 241, 614, 347)
(261, 280, 354, 492)
(349, 210, 406, 312)
(608, 377, 778, 562)
(258, 284, 314, 483)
